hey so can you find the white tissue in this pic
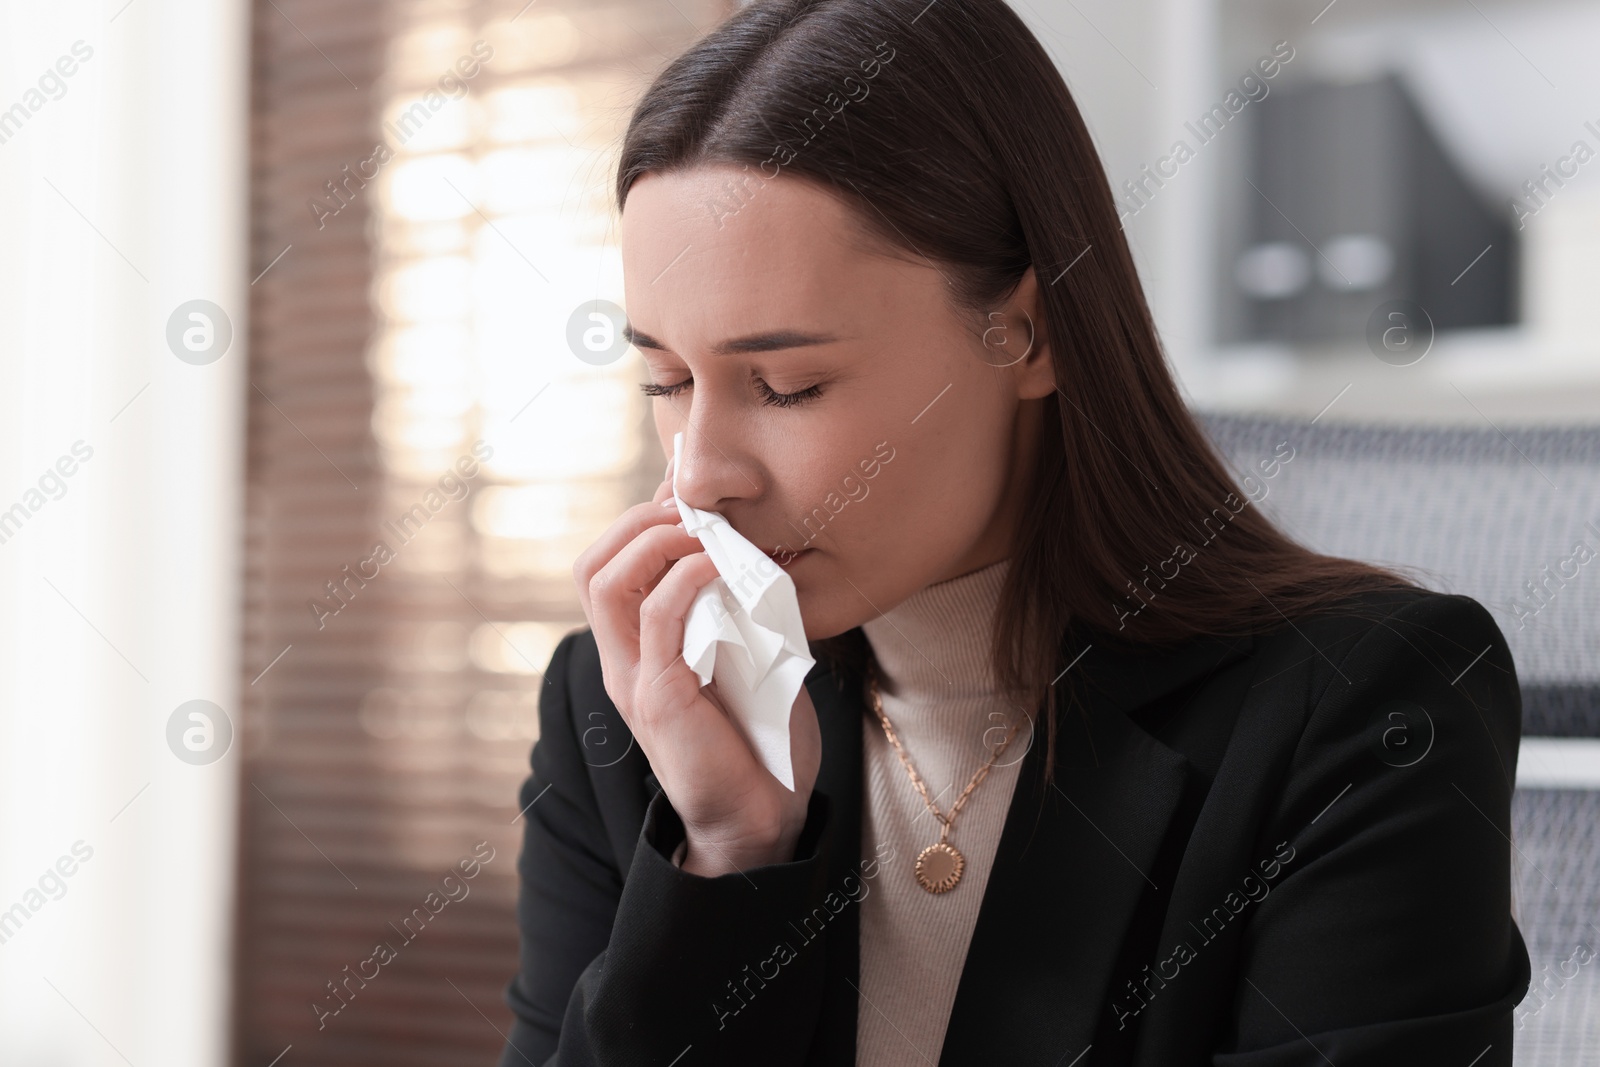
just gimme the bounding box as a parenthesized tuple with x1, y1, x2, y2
(670, 431, 814, 791)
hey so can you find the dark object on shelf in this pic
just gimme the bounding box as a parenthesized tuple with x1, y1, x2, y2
(1232, 73, 1515, 344)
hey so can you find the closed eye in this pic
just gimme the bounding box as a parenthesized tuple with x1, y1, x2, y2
(755, 379, 824, 408)
(639, 378, 825, 408)
(638, 379, 691, 400)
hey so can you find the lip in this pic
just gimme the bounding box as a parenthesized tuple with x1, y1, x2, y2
(765, 548, 814, 568)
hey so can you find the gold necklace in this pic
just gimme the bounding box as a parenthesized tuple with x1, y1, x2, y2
(865, 666, 1023, 894)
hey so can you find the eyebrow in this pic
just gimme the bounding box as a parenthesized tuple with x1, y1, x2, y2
(623, 324, 845, 356)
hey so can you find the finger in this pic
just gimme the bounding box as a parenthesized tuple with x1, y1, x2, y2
(652, 475, 674, 505)
(638, 550, 722, 700)
(588, 521, 707, 699)
(574, 499, 688, 625)
(639, 521, 697, 603)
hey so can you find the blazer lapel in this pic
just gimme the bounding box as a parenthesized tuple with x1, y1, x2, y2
(938, 625, 1255, 1065)
(794, 625, 1254, 1064)
(802, 657, 866, 1065)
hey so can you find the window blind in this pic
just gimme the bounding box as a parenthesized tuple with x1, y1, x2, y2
(237, 1, 728, 1062)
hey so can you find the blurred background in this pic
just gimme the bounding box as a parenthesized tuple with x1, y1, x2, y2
(0, 0, 1595, 1064)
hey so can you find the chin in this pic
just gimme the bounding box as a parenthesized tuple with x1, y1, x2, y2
(794, 589, 829, 641)
(795, 589, 867, 643)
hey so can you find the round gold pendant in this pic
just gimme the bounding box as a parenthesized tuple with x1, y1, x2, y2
(914, 841, 965, 893)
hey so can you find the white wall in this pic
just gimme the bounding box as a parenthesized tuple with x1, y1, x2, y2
(0, 1, 248, 1064)
(1006, 0, 1220, 397)
(1016, 0, 1600, 417)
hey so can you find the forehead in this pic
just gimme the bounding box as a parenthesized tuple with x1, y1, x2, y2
(621, 165, 864, 257)
(620, 167, 898, 335)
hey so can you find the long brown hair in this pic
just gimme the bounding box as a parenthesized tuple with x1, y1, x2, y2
(614, 0, 1418, 782)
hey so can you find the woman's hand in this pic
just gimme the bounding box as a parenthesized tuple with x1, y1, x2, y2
(573, 476, 822, 878)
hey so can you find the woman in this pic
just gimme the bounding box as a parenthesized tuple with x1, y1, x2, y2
(499, 1, 1530, 1063)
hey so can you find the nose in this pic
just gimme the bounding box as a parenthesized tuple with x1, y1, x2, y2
(669, 427, 759, 513)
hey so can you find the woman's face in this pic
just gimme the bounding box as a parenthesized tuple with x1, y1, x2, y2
(620, 165, 1056, 639)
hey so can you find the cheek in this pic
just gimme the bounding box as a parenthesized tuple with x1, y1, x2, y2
(784, 425, 1005, 636)
(881, 418, 1001, 522)
(799, 444, 916, 556)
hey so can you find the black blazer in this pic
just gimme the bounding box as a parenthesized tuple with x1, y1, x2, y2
(498, 585, 1531, 1066)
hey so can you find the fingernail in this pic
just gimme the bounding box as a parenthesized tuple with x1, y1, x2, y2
(661, 496, 678, 508)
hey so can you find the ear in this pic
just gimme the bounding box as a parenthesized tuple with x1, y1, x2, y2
(992, 265, 1056, 401)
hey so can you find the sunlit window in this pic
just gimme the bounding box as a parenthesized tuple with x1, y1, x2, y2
(326, 1, 701, 887)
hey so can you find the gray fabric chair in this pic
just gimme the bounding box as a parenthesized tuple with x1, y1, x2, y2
(1197, 411, 1600, 1063)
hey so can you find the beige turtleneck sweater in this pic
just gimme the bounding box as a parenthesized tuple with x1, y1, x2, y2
(855, 557, 1027, 1064)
